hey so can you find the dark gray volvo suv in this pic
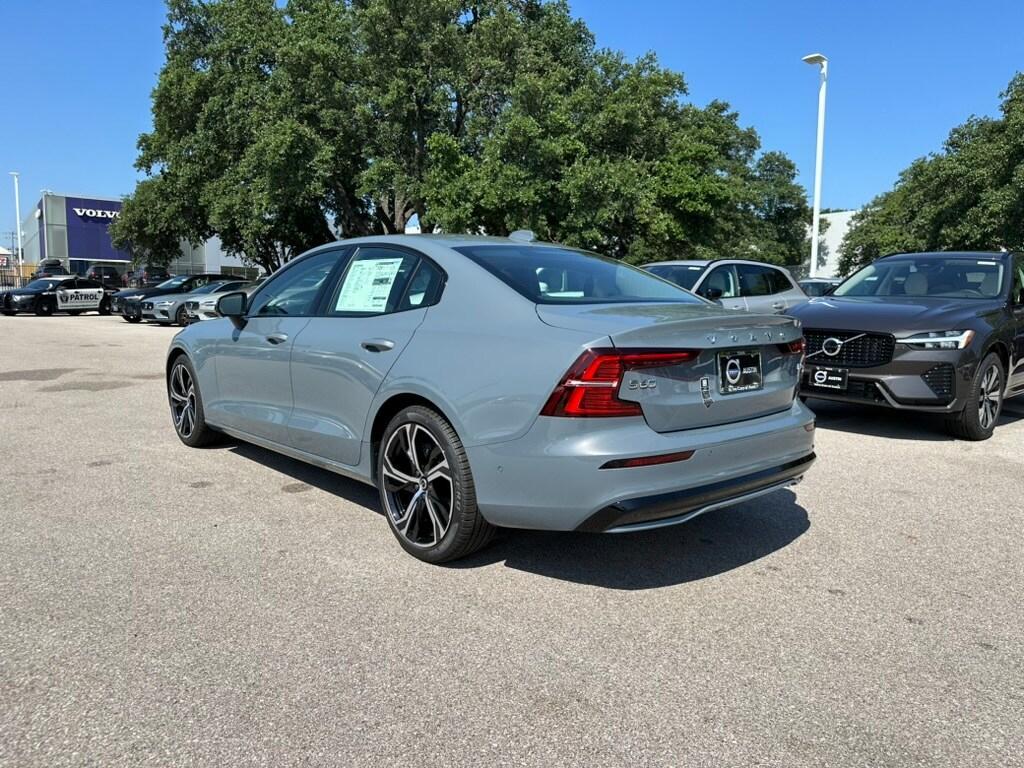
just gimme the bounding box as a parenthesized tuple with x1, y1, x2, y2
(789, 251, 1024, 440)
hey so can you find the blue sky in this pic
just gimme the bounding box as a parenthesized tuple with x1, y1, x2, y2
(1, 0, 1022, 239)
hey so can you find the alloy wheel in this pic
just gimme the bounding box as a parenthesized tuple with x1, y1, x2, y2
(978, 364, 1002, 430)
(169, 363, 197, 438)
(381, 423, 453, 548)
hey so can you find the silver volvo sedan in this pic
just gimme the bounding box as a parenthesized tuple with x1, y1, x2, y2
(166, 234, 816, 562)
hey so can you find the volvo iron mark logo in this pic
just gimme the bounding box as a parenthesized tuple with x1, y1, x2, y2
(813, 369, 830, 385)
(725, 357, 743, 385)
(822, 337, 844, 357)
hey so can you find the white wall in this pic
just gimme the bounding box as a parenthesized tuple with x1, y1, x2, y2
(816, 210, 858, 278)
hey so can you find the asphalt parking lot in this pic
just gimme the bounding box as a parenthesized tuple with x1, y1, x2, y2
(1, 315, 1022, 767)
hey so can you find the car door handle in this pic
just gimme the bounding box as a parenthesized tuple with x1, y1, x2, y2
(772, 302, 786, 311)
(361, 338, 395, 352)
(265, 333, 289, 345)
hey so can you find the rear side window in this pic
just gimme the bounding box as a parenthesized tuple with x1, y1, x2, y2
(766, 268, 793, 294)
(454, 245, 700, 305)
(737, 264, 778, 297)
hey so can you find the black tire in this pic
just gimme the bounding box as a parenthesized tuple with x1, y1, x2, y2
(98, 298, 111, 316)
(377, 405, 495, 563)
(946, 352, 1004, 441)
(167, 355, 220, 447)
(174, 305, 188, 326)
(123, 314, 141, 323)
(1, 311, 15, 316)
(35, 297, 55, 316)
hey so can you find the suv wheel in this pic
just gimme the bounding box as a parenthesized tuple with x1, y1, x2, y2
(35, 297, 55, 316)
(98, 297, 111, 316)
(946, 352, 1004, 441)
(174, 305, 188, 326)
(377, 406, 495, 563)
(168, 356, 220, 447)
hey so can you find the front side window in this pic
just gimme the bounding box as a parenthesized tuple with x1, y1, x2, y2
(455, 245, 700, 305)
(249, 251, 340, 317)
(699, 265, 740, 299)
(644, 263, 704, 291)
(834, 256, 1006, 299)
(1013, 257, 1024, 304)
(327, 247, 441, 316)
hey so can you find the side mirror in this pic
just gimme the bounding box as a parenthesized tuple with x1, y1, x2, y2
(217, 291, 248, 328)
(704, 286, 724, 301)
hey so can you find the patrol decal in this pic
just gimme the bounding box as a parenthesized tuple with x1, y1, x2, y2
(56, 288, 104, 310)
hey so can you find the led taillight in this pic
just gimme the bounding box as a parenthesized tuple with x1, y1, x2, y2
(540, 348, 698, 418)
(780, 338, 805, 355)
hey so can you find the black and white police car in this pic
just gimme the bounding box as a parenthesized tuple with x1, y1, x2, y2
(0, 276, 115, 316)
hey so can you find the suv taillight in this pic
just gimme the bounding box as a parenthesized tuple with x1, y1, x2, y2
(540, 348, 697, 418)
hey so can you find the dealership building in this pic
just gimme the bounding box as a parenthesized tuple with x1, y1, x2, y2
(19, 192, 255, 278)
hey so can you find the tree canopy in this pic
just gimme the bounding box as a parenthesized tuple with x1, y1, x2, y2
(113, 0, 811, 273)
(839, 73, 1024, 275)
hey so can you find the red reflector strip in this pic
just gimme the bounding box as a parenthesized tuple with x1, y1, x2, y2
(600, 450, 695, 470)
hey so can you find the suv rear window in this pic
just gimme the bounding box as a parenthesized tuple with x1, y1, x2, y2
(454, 245, 701, 305)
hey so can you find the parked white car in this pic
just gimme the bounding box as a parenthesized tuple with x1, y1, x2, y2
(643, 259, 808, 313)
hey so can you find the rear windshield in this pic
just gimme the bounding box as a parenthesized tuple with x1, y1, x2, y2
(454, 245, 702, 305)
(643, 263, 705, 291)
(834, 257, 1006, 299)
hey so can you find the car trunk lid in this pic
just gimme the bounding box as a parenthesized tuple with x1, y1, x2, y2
(538, 303, 804, 431)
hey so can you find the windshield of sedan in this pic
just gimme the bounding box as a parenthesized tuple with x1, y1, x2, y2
(155, 275, 190, 289)
(455, 245, 702, 305)
(833, 257, 1006, 299)
(24, 279, 67, 291)
(190, 281, 232, 295)
(643, 263, 705, 291)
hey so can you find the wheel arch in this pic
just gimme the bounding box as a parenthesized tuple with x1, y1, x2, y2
(368, 392, 459, 483)
(166, 344, 190, 380)
(980, 337, 1011, 380)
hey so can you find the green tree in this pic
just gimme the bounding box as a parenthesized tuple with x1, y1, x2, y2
(115, 0, 811, 271)
(839, 73, 1024, 275)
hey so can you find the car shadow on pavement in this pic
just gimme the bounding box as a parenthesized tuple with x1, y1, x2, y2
(458, 491, 810, 590)
(226, 441, 380, 509)
(807, 397, 1024, 440)
(227, 439, 810, 589)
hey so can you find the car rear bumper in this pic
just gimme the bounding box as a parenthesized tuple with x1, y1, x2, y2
(467, 400, 816, 531)
(576, 453, 814, 532)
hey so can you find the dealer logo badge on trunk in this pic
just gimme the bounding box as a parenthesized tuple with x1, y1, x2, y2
(725, 358, 743, 385)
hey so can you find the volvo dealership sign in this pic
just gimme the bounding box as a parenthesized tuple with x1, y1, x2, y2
(72, 207, 121, 220)
(64, 196, 130, 262)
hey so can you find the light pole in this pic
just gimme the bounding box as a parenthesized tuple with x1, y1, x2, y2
(802, 52, 828, 278)
(9, 172, 24, 273)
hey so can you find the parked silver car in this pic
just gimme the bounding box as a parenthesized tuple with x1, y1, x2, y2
(167, 235, 816, 562)
(184, 280, 263, 322)
(643, 259, 807, 313)
(142, 279, 250, 325)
